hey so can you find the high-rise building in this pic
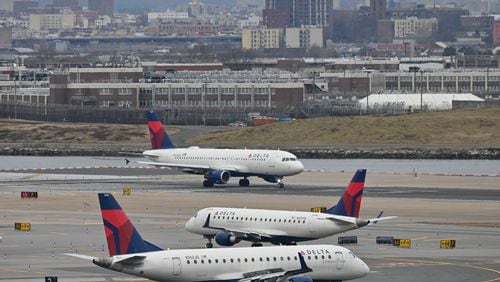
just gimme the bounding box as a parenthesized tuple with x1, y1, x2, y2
(88, 0, 113, 16)
(53, 0, 79, 7)
(263, 0, 332, 39)
(13, 1, 38, 15)
(0, 0, 15, 13)
(370, 0, 387, 20)
(265, 0, 332, 28)
(0, 27, 13, 48)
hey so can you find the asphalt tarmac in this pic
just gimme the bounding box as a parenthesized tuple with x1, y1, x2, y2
(0, 169, 499, 282)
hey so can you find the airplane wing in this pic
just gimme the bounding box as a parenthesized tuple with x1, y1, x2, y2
(136, 160, 242, 173)
(202, 214, 273, 241)
(137, 160, 211, 170)
(239, 253, 312, 282)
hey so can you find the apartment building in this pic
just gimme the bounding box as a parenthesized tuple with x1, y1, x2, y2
(242, 28, 283, 49)
(29, 13, 76, 31)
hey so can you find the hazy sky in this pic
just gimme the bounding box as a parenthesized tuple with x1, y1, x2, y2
(37, 0, 248, 11)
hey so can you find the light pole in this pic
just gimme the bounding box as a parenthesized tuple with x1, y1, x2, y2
(13, 62, 17, 119)
(420, 70, 424, 111)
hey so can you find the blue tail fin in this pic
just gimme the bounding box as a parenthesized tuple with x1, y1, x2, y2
(325, 169, 366, 217)
(98, 193, 163, 256)
(146, 110, 175, 149)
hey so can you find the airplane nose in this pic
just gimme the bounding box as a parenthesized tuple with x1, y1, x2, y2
(185, 217, 194, 231)
(354, 258, 370, 278)
(295, 161, 304, 173)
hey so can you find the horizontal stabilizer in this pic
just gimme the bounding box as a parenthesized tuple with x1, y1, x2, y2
(115, 255, 146, 266)
(64, 253, 96, 261)
(325, 214, 358, 225)
(368, 216, 398, 225)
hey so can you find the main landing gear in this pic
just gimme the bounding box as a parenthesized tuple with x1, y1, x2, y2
(205, 235, 214, 248)
(239, 178, 250, 187)
(251, 242, 263, 247)
(203, 180, 214, 187)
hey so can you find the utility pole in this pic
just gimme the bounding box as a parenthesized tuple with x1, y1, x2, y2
(420, 70, 424, 111)
(13, 62, 17, 119)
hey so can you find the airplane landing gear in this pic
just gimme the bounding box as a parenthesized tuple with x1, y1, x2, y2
(205, 236, 214, 248)
(203, 180, 214, 187)
(239, 178, 250, 187)
(251, 242, 263, 247)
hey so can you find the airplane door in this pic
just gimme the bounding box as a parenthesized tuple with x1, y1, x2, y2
(335, 252, 345, 270)
(172, 257, 182, 276)
(308, 220, 315, 233)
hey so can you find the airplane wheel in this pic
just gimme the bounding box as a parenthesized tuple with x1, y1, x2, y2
(206, 242, 213, 248)
(251, 242, 263, 247)
(239, 179, 250, 187)
(278, 183, 285, 189)
(203, 180, 214, 187)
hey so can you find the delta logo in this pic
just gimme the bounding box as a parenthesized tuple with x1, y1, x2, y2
(300, 249, 331, 255)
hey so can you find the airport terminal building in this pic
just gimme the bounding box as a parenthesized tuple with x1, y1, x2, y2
(48, 68, 305, 112)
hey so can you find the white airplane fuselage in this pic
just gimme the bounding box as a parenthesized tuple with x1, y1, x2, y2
(143, 147, 304, 177)
(186, 207, 367, 244)
(96, 245, 369, 282)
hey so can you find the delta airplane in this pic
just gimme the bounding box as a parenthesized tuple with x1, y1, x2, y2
(186, 169, 396, 247)
(67, 193, 370, 282)
(137, 111, 304, 188)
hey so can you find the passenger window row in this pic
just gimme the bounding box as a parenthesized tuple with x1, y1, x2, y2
(174, 156, 267, 161)
(215, 215, 306, 224)
(185, 254, 333, 265)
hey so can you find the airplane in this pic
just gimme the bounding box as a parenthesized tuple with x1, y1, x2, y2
(137, 111, 304, 188)
(185, 169, 397, 247)
(66, 193, 370, 282)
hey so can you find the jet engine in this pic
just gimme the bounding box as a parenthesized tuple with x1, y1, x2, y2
(206, 170, 230, 184)
(289, 276, 313, 282)
(215, 231, 240, 246)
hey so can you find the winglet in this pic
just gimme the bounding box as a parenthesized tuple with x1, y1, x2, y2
(298, 252, 312, 272)
(325, 169, 366, 218)
(125, 158, 130, 165)
(203, 214, 211, 228)
(373, 211, 383, 224)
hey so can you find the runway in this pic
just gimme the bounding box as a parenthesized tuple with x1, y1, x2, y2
(0, 168, 499, 281)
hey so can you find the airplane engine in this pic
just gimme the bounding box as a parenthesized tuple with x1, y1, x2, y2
(215, 231, 240, 246)
(207, 170, 230, 184)
(289, 276, 313, 282)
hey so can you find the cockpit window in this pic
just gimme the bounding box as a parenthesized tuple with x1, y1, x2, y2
(348, 251, 356, 258)
(193, 213, 198, 218)
(290, 158, 297, 161)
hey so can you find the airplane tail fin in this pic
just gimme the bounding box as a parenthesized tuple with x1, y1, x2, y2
(146, 110, 175, 149)
(98, 193, 163, 256)
(325, 169, 366, 218)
